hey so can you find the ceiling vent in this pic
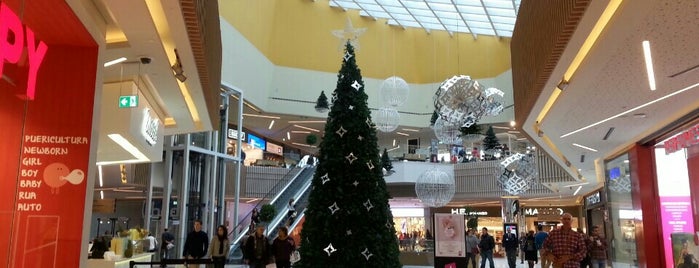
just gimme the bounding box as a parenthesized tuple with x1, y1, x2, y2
(603, 127, 615, 140)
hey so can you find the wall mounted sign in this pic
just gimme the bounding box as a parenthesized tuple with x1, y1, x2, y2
(664, 124, 699, 155)
(141, 108, 159, 146)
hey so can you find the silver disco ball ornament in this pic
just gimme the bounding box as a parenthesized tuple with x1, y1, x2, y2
(379, 76, 410, 107)
(432, 117, 462, 145)
(496, 153, 538, 195)
(415, 168, 455, 207)
(609, 175, 631, 193)
(374, 107, 400, 133)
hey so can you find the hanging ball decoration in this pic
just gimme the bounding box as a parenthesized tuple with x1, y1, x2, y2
(432, 117, 462, 145)
(433, 75, 505, 128)
(482, 87, 505, 116)
(496, 153, 538, 195)
(374, 107, 400, 133)
(608, 175, 631, 193)
(379, 76, 410, 107)
(415, 168, 455, 207)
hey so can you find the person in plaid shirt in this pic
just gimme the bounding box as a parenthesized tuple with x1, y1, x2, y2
(542, 213, 587, 268)
(587, 226, 608, 268)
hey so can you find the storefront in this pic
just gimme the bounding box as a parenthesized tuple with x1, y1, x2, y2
(0, 1, 99, 267)
(605, 116, 699, 268)
(583, 189, 606, 233)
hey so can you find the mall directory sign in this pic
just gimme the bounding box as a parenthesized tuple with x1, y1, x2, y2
(0, 1, 98, 267)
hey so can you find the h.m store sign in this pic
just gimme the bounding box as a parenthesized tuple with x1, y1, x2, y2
(0, 2, 48, 100)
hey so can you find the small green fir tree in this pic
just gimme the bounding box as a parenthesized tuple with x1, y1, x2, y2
(483, 126, 500, 151)
(315, 90, 330, 112)
(482, 126, 500, 160)
(381, 148, 393, 172)
(297, 42, 401, 267)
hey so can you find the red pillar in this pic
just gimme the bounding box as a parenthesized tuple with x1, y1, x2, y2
(628, 144, 663, 268)
(685, 146, 699, 244)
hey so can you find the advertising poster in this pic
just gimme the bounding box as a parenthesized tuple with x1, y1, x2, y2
(671, 233, 699, 268)
(0, 1, 98, 267)
(435, 213, 465, 257)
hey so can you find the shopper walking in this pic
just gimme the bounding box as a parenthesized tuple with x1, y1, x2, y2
(271, 226, 296, 268)
(502, 229, 519, 268)
(588, 226, 608, 268)
(478, 227, 495, 268)
(534, 225, 550, 268)
(465, 229, 480, 268)
(183, 220, 209, 268)
(209, 225, 230, 268)
(542, 213, 587, 268)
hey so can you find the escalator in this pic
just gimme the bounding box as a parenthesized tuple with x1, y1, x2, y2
(228, 167, 315, 263)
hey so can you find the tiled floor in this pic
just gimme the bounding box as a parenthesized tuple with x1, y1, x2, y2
(224, 257, 517, 268)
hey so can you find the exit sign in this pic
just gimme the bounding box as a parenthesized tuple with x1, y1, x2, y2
(119, 95, 138, 108)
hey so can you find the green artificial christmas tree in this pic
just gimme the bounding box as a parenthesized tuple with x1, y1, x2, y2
(297, 42, 401, 268)
(381, 148, 393, 173)
(482, 126, 501, 160)
(315, 90, 330, 113)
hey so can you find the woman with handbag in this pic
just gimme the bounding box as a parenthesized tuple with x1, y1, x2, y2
(272, 226, 296, 268)
(465, 229, 480, 268)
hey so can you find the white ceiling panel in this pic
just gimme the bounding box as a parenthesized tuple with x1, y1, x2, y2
(325, 0, 520, 37)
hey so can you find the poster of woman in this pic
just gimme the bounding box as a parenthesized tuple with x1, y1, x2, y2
(672, 233, 699, 268)
(435, 213, 465, 257)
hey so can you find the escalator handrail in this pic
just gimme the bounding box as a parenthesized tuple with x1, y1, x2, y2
(229, 167, 304, 241)
(229, 167, 315, 256)
(263, 171, 314, 237)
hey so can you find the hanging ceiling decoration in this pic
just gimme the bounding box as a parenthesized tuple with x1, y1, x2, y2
(433, 75, 504, 128)
(379, 76, 410, 107)
(415, 168, 455, 207)
(432, 117, 462, 145)
(496, 153, 538, 195)
(374, 107, 400, 133)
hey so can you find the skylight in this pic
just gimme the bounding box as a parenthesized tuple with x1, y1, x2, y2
(327, 0, 521, 38)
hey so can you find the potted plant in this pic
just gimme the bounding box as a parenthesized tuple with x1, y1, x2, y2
(259, 204, 276, 225)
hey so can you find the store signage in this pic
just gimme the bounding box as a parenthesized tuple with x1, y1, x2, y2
(664, 124, 699, 154)
(0, 3, 48, 100)
(227, 128, 246, 140)
(450, 208, 488, 216)
(585, 191, 602, 207)
(118, 95, 138, 108)
(266, 141, 283, 155)
(141, 108, 159, 146)
(524, 207, 564, 216)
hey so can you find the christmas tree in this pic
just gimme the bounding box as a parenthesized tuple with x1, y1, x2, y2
(482, 126, 501, 160)
(297, 42, 401, 267)
(483, 126, 500, 151)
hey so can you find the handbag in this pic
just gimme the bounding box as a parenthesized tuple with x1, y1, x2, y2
(471, 247, 479, 254)
(290, 250, 300, 263)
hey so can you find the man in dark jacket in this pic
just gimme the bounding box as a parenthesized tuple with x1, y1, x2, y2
(479, 227, 495, 268)
(183, 220, 209, 268)
(244, 226, 270, 268)
(502, 230, 520, 268)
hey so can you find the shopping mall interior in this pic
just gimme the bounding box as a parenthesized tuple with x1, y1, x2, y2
(1, 0, 699, 267)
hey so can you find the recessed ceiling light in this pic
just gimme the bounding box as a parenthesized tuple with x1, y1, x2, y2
(572, 143, 598, 152)
(293, 124, 320, 132)
(642, 40, 656, 91)
(243, 113, 280, 119)
(560, 81, 699, 138)
(104, 57, 127, 67)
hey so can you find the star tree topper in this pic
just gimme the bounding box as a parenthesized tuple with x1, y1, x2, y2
(332, 17, 366, 51)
